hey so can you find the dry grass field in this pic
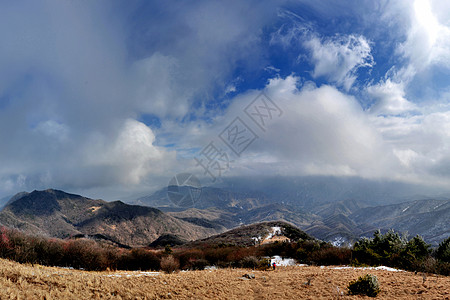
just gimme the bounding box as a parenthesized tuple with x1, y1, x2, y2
(0, 258, 449, 299)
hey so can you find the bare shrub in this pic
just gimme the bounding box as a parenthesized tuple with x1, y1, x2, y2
(160, 255, 180, 274)
(176, 249, 205, 270)
(117, 248, 160, 271)
(239, 256, 259, 269)
(309, 247, 352, 266)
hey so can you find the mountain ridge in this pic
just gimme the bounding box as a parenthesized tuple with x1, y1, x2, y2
(0, 189, 223, 247)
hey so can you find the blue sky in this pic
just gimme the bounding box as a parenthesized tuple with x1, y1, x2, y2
(1, 0, 450, 199)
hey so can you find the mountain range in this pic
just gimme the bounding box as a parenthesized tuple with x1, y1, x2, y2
(0, 182, 449, 247)
(0, 189, 222, 247)
(135, 181, 450, 246)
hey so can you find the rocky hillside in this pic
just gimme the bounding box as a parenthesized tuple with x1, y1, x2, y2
(0, 189, 223, 247)
(186, 221, 314, 247)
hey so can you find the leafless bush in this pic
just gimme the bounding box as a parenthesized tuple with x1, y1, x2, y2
(160, 255, 180, 274)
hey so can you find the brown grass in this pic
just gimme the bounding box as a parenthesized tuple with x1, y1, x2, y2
(0, 258, 449, 299)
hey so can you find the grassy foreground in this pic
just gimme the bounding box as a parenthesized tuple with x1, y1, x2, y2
(0, 258, 449, 299)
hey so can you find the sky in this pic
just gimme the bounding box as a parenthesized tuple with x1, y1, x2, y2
(1, 0, 450, 200)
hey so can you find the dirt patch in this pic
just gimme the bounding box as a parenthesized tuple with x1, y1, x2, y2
(89, 206, 102, 213)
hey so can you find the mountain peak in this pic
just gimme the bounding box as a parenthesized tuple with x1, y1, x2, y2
(0, 188, 220, 247)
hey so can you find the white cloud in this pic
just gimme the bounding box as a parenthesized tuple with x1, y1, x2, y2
(131, 53, 191, 118)
(199, 75, 450, 189)
(367, 79, 417, 115)
(210, 76, 397, 180)
(34, 120, 69, 141)
(0, 0, 278, 198)
(84, 119, 176, 185)
(389, 0, 450, 82)
(305, 34, 374, 90)
(2, 0, 450, 200)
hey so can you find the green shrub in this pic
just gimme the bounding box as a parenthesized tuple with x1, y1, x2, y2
(257, 257, 271, 270)
(435, 237, 450, 263)
(352, 230, 433, 271)
(404, 235, 431, 260)
(347, 274, 380, 297)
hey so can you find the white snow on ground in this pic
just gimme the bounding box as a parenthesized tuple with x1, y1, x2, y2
(270, 255, 297, 266)
(266, 227, 281, 240)
(104, 271, 160, 278)
(331, 236, 346, 247)
(402, 206, 410, 212)
(329, 266, 403, 272)
(252, 236, 262, 244)
(373, 266, 403, 272)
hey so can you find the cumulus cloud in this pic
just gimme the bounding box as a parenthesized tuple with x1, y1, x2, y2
(367, 79, 417, 115)
(82, 119, 175, 185)
(187, 74, 450, 190)
(214, 76, 398, 180)
(2, 0, 450, 200)
(0, 0, 280, 199)
(269, 15, 374, 91)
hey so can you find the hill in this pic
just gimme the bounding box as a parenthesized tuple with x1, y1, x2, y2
(186, 221, 314, 247)
(349, 199, 450, 245)
(0, 189, 222, 247)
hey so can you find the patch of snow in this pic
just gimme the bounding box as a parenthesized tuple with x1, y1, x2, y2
(402, 206, 410, 213)
(252, 236, 262, 245)
(374, 266, 402, 272)
(329, 265, 403, 272)
(270, 255, 296, 267)
(104, 271, 160, 278)
(266, 227, 282, 240)
(331, 266, 353, 270)
(331, 236, 346, 247)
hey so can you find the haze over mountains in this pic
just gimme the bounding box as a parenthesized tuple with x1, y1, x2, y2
(135, 176, 450, 246)
(0, 176, 448, 248)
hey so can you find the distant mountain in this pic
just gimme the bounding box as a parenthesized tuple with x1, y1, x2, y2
(137, 184, 450, 246)
(0, 192, 28, 210)
(0, 189, 223, 247)
(349, 199, 450, 245)
(211, 176, 443, 207)
(149, 234, 187, 248)
(304, 198, 450, 245)
(135, 186, 272, 210)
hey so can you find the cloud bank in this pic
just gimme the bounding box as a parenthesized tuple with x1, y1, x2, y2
(1, 0, 450, 199)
